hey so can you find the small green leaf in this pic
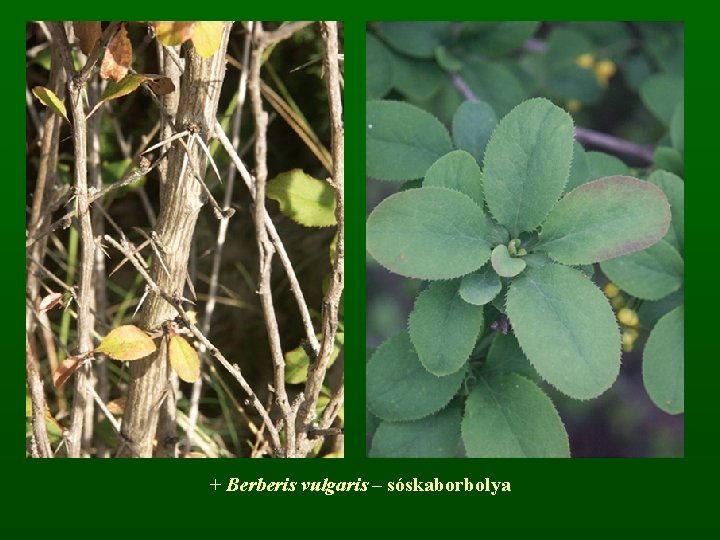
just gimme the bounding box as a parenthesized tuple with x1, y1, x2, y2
(507, 264, 620, 399)
(366, 332, 466, 422)
(100, 73, 147, 103)
(366, 187, 491, 280)
(459, 265, 501, 305)
(370, 401, 461, 458)
(538, 176, 671, 265)
(460, 22, 539, 57)
(640, 73, 684, 125)
(387, 48, 443, 102)
(653, 147, 684, 177)
(648, 170, 684, 252)
(366, 33, 393, 99)
(434, 46, 463, 72)
(462, 373, 570, 457)
(32, 86, 68, 122)
(491, 244, 527, 278)
(459, 57, 526, 117)
(600, 240, 683, 301)
(169, 335, 200, 383)
(643, 306, 683, 414)
(451, 100, 497, 165)
(266, 169, 336, 228)
(565, 142, 591, 192)
(367, 100, 453, 181)
(285, 333, 343, 385)
(409, 281, 483, 376)
(96, 324, 157, 361)
(670, 101, 684, 154)
(484, 98, 574, 236)
(484, 332, 538, 380)
(423, 150, 484, 206)
(375, 22, 451, 59)
(586, 151, 630, 180)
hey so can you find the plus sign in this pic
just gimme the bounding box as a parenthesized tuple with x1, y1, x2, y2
(210, 479, 221, 490)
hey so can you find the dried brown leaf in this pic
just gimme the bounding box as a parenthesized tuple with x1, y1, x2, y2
(100, 23, 132, 82)
(73, 21, 101, 55)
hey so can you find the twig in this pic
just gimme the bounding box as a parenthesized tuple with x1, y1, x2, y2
(25, 334, 53, 458)
(259, 22, 314, 46)
(49, 22, 96, 458)
(76, 22, 121, 86)
(214, 123, 320, 354)
(250, 22, 296, 456)
(297, 22, 345, 455)
(86, 381, 121, 434)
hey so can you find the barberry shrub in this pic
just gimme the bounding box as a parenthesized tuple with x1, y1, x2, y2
(366, 97, 677, 457)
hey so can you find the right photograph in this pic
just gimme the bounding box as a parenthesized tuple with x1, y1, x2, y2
(366, 22, 684, 458)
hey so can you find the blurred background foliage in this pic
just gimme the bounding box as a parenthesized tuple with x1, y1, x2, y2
(367, 21, 683, 457)
(26, 22, 343, 456)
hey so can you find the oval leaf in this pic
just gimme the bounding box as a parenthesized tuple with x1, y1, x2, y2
(154, 21, 195, 46)
(192, 21, 225, 58)
(423, 149, 484, 206)
(648, 170, 684, 252)
(506, 264, 620, 399)
(600, 240, 683, 301)
(169, 335, 200, 383)
(366, 187, 491, 280)
(100, 73, 148, 103)
(32, 86, 68, 122)
(451, 100, 497, 165)
(409, 280, 483, 376)
(643, 306, 683, 414)
(483, 98, 574, 236)
(491, 244, 526, 278)
(96, 324, 157, 361)
(370, 401, 462, 458)
(586, 151, 630, 180)
(367, 331, 466, 422)
(366, 33, 393, 99)
(539, 176, 671, 265)
(462, 373, 570, 457)
(267, 169, 336, 227)
(366, 100, 453, 181)
(459, 265, 501, 306)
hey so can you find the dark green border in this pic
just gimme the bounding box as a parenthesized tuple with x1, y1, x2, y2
(13, 13, 713, 532)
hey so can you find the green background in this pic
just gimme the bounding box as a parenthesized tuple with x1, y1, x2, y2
(15, 10, 710, 532)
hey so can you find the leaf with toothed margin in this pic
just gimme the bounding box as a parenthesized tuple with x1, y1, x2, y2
(366, 331, 466, 422)
(409, 280, 484, 376)
(423, 150, 484, 206)
(491, 244, 527, 277)
(459, 265, 501, 305)
(451, 100, 497, 165)
(366, 187, 491, 280)
(483, 98, 574, 237)
(461, 372, 570, 457)
(366, 100, 453, 181)
(643, 306, 684, 414)
(537, 176, 671, 265)
(600, 240, 683, 301)
(506, 264, 621, 400)
(370, 400, 462, 457)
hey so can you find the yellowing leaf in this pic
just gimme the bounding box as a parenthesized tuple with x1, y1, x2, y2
(267, 169, 337, 228)
(74, 21, 101, 55)
(154, 21, 195, 46)
(100, 23, 133, 82)
(96, 324, 157, 361)
(32, 86, 68, 122)
(191, 21, 225, 58)
(87, 74, 148, 118)
(169, 335, 200, 383)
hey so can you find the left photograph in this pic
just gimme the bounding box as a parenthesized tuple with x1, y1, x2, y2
(26, 21, 344, 458)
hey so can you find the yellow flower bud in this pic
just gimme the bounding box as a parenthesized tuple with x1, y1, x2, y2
(617, 308, 639, 327)
(575, 53, 595, 69)
(566, 99, 582, 113)
(594, 59, 616, 87)
(622, 328, 640, 352)
(604, 282, 620, 298)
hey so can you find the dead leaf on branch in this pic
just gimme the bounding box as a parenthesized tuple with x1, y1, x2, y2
(101, 23, 132, 82)
(73, 21, 101, 55)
